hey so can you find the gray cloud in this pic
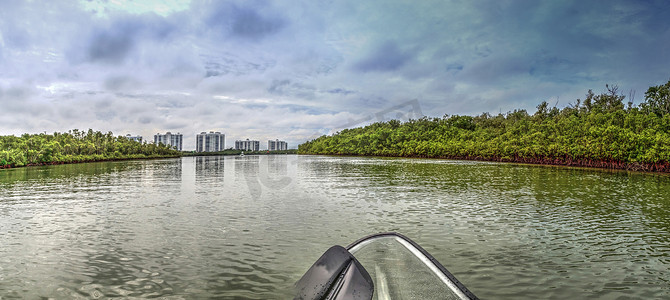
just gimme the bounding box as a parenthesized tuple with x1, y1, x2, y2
(138, 116, 154, 124)
(0, 84, 36, 107)
(104, 76, 142, 91)
(230, 7, 285, 39)
(95, 110, 117, 122)
(205, 1, 286, 40)
(354, 41, 414, 72)
(93, 99, 118, 121)
(326, 88, 355, 96)
(267, 79, 316, 99)
(202, 54, 275, 77)
(461, 55, 532, 85)
(1, 0, 670, 149)
(1, 24, 30, 50)
(74, 14, 178, 64)
(86, 28, 135, 64)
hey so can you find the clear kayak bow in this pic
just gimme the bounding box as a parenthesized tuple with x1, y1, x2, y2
(294, 232, 478, 300)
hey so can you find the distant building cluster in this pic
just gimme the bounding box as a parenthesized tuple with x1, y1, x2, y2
(268, 139, 288, 151)
(149, 130, 288, 152)
(196, 131, 225, 152)
(235, 139, 260, 151)
(125, 134, 142, 143)
(154, 132, 183, 151)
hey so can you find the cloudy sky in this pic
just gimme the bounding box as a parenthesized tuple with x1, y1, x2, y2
(1, 0, 669, 150)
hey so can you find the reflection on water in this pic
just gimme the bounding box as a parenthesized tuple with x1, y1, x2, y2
(1, 155, 669, 299)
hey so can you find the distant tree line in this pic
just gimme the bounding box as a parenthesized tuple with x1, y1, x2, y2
(1, 129, 181, 168)
(299, 80, 670, 172)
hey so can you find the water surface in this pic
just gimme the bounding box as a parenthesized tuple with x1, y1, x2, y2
(1, 155, 669, 298)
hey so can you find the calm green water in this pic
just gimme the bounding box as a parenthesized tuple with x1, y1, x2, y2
(1, 155, 669, 299)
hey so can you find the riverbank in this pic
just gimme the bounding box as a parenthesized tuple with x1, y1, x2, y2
(1, 129, 181, 168)
(299, 82, 670, 173)
(305, 153, 670, 173)
(0, 154, 182, 169)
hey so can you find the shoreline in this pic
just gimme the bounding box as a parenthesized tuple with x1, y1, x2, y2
(0, 155, 182, 170)
(4, 151, 667, 174)
(0, 152, 299, 170)
(299, 153, 670, 174)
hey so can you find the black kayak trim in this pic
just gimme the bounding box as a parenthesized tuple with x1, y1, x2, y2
(294, 245, 374, 300)
(346, 232, 480, 300)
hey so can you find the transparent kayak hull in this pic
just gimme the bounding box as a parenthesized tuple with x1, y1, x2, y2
(294, 232, 478, 300)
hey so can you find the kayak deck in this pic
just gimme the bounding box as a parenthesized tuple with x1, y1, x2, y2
(294, 232, 478, 300)
(347, 233, 477, 300)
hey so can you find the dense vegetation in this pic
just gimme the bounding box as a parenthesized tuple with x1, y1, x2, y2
(1, 129, 181, 168)
(299, 81, 670, 172)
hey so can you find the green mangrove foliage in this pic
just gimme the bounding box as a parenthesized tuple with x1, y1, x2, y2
(299, 81, 670, 171)
(1, 129, 181, 167)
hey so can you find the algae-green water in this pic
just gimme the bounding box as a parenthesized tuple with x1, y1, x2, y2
(1, 155, 668, 299)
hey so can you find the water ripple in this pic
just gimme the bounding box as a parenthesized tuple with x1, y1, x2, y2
(1, 156, 669, 298)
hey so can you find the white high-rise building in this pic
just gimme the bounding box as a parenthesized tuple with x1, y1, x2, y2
(235, 139, 260, 151)
(125, 134, 142, 143)
(196, 131, 225, 152)
(268, 139, 288, 151)
(154, 132, 183, 151)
